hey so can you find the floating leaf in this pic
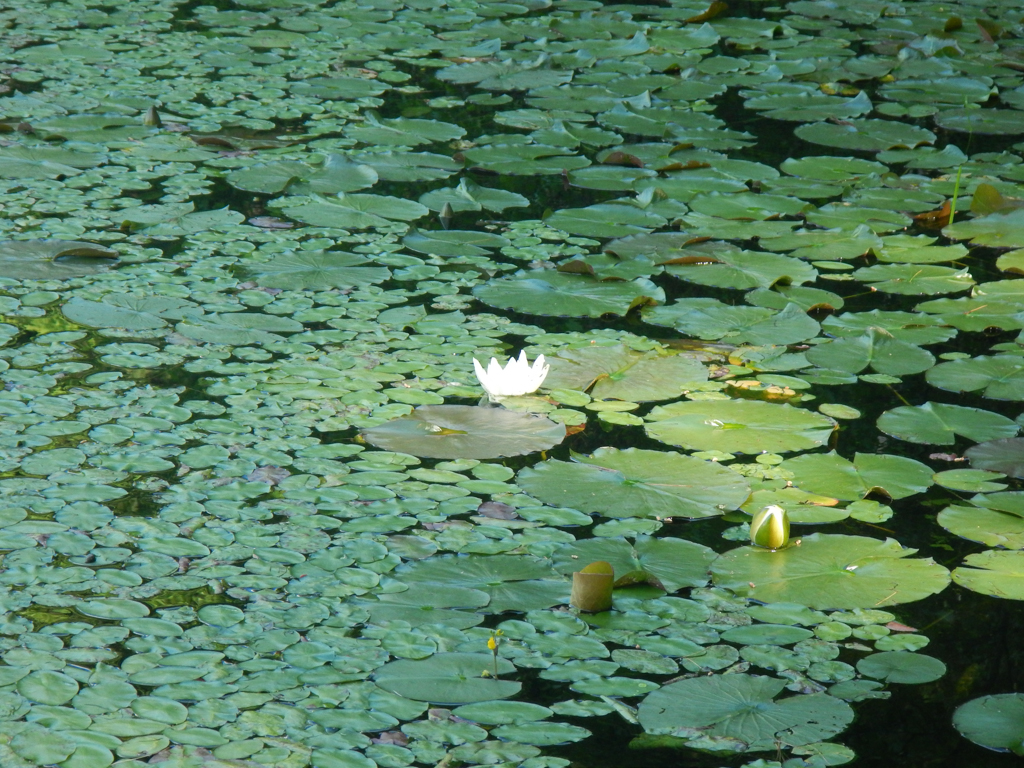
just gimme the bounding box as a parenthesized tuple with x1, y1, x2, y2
(0, 240, 118, 280)
(967, 439, 1024, 479)
(517, 447, 748, 520)
(953, 550, 1024, 600)
(805, 329, 935, 376)
(552, 535, 717, 592)
(638, 674, 854, 751)
(857, 652, 946, 684)
(240, 251, 391, 290)
(473, 272, 664, 318)
(954, 694, 1024, 756)
(878, 402, 1019, 445)
(711, 533, 951, 609)
(783, 452, 933, 501)
(374, 654, 520, 705)
(645, 400, 835, 454)
(362, 405, 565, 460)
(542, 344, 708, 401)
(927, 356, 1024, 401)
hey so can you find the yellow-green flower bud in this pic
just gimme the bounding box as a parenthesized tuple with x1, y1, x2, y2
(750, 504, 790, 550)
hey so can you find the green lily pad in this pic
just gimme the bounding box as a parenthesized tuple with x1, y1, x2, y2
(782, 452, 933, 501)
(878, 402, 1019, 445)
(711, 533, 951, 609)
(395, 554, 565, 613)
(851, 264, 974, 296)
(645, 400, 835, 454)
(517, 447, 749, 520)
(805, 329, 935, 376)
(953, 550, 1024, 600)
(452, 701, 552, 725)
(552, 535, 717, 592)
(240, 251, 391, 290)
(954, 694, 1024, 756)
(938, 494, 1024, 549)
(418, 178, 529, 213)
(275, 193, 429, 229)
(857, 652, 946, 684)
(637, 674, 854, 751)
(945, 209, 1024, 248)
(821, 309, 956, 345)
(374, 653, 520, 705)
(795, 119, 936, 151)
(643, 300, 820, 345)
(662, 245, 817, 290)
(362, 405, 564, 460)
(0, 240, 118, 280)
(935, 108, 1024, 135)
(927, 356, 1024, 401)
(474, 271, 664, 318)
(542, 344, 708, 401)
(967, 439, 1024, 478)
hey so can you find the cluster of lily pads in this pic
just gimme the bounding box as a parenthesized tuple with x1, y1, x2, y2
(3, 0, 1024, 765)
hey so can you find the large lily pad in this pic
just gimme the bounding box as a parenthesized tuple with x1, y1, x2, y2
(954, 694, 1024, 756)
(395, 554, 566, 613)
(967, 439, 1024, 479)
(927, 356, 1024, 401)
(0, 240, 118, 280)
(644, 301, 820, 345)
(517, 447, 749, 520)
(638, 674, 854, 751)
(374, 654, 520, 705)
(645, 400, 835, 454)
(551, 535, 717, 592)
(542, 344, 708, 401)
(362, 405, 565, 460)
(938, 494, 1024, 550)
(945, 209, 1024, 248)
(711, 533, 951, 609)
(473, 272, 664, 318)
(952, 550, 1024, 600)
(240, 252, 391, 290)
(782, 452, 934, 501)
(878, 403, 1019, 445)
(805, 329, 934, 376)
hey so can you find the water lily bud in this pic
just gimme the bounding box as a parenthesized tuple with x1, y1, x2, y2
(439, 202, 453, 230)
(143, 105, 162, 128)
(750, 504, 790, 550)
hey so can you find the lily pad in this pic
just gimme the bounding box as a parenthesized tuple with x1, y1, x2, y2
(953, 550, 1024, 600)
(474, 272, 664, 318)
(938, 495, 1024, 549)
(240, 252, 391, 290)
(782, 452, 933, 501)
(857, 652, 945, 684)
(374, 653, 520, 705)
(927, 356, 1024, 401)
(805, 329, 934, 376)
(0, 240, 118, 280)
(711, 533, 951, 609)
(645, 400, 835, 454)
(878, 402, 1019, 445)
(542, 344, 707, 401)
(552, 535, 717, 592)
(638, 674, 854, 751)
(395, 554, 566, 613)
(954, 694, 1024, 756)
(362, 405, 565, 460)
(517, 447, 749, 520)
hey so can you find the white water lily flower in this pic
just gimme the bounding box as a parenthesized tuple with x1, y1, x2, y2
(473, 351, 550, 400)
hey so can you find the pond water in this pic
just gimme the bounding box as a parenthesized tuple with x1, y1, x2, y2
(2, 0, 1024, 766)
